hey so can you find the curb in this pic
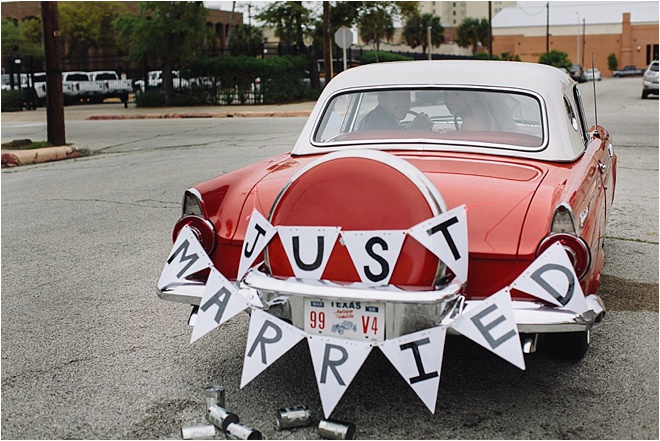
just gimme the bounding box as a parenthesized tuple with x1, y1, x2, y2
(87, 110, 312, 120)
(1, 145, 87, 167)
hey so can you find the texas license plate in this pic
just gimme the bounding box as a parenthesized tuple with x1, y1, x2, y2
(303, 298, 385, 342)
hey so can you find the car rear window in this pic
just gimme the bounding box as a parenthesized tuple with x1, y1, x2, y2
(313, 88, 544, 149)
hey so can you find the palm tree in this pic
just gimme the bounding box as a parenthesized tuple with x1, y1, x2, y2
(456, 18, 489, 54)
(402, 13, 445, 55)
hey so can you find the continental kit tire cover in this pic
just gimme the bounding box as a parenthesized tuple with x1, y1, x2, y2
(265, 150, 448, 288)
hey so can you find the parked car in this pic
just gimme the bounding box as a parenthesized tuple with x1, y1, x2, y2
(569, 64, 586, 83)
(613, 65, 644, 77)
(642, 60, 659, 99)
(62, 71, 104, 105)
(158, 61, 616, 361)
(584, 67, 601, 81)
(89, 70, 132, 104)
(134, 70, 189, 92)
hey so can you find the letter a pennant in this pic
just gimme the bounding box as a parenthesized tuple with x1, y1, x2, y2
(308, 335, 373, 418)
(158, 225, 214, 290)
(276, 226, 340, 280)
(190, 269, 249, 343)
(450, 288, 525, 370)
(378, 326, 447, 413)
(511, 242, 587, 313)
(408, 205, 468, 284)
(237, 210, 277, 280)
(240, 309, 305, 389)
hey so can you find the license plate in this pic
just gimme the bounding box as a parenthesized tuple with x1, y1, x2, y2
(303, 298, 385, 342)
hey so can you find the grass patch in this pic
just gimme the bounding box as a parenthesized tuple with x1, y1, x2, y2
(1, 139, 60, 150)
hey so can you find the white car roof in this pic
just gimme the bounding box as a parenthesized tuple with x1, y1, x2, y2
(293, 60, 587, 162)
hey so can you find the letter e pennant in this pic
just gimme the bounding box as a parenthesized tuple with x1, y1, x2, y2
(450, 288, 525, 370)
(378, 326, 446, 413)
(511, 242, 587, 313)
(308, 335, 373, 418)
(190, 269, 249, 343)
(241, 309, 305, 388)
(158, 225, 214, 290)
(408, 205, 468, 284)
(237, 210, 277, 280)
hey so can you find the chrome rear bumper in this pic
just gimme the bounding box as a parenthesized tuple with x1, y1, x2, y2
(157, 270, 606, 336)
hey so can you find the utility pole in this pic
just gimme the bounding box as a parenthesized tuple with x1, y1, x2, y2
(323, 2, 331, 83)
(488, 1, 493, 60)
(546, 2, 549, 54)
(41, 1, 65, 146)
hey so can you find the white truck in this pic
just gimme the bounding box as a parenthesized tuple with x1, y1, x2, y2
(89, 70, 132, 105)
(134, 70, 190, 92)
(62, 71, 104, 105)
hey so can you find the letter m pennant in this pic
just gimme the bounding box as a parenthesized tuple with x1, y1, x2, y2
(158, 225, 214, 290)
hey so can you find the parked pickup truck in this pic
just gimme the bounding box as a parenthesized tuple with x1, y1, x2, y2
(62, 71, 104, 105)
(134, 70, 190, 92)
(613, 65, 644, 77)
(90, 71, 132, 104)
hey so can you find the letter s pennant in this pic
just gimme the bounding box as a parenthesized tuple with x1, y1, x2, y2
(158, 225, 214, 290)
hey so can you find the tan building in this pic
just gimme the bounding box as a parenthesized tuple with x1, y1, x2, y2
(492, 2, 659, 76)
(420, 1, 516, 26)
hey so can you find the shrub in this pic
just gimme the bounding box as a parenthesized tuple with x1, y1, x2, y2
(360, 51, 413, 64)
(2, 90, 28, 112)
(135, 90, 166, 107)
(607, 53, 618, 72)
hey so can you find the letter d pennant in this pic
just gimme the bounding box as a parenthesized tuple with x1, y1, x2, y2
(158, 225, 214, 290)
(190, 269, 249, 343)
(378, 326, 446, 413)
(450, 288, 525, 370)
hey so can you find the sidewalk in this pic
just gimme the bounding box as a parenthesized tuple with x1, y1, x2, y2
(1, 101, 316, 167)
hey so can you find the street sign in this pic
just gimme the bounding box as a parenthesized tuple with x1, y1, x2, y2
(334, 27, 353, 49)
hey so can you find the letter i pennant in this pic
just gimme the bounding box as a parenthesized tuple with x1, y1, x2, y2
(378, 326, 446, 413)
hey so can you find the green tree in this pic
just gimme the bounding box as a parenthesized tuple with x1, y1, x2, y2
(356, 2, 395, 52)
(1, 17, 44, 62)
(402, 12, 444, 55)
(228, 24, 264, 56)
(456, 17, 489, 54)
(607, 53, 618, 72)
(59, 2, 127, 59)
(114, 1, 213, 104)
(539, 50, 572, 69)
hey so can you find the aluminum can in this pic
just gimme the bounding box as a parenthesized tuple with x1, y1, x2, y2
(203, 385, 225, 409)
(276, 405, 311, 429)
(225, 422, 263, 440)
(318, 419, 356, 440)
(207, 404, 240, 432)
(180, 424, 216, 440)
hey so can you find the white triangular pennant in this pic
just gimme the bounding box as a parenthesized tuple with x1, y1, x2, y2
(190, 269, 249, 343)
(450, 288, 525, 370)
(276, 226, 340, 280)
(158, 225, 214, 290)
(240, 309, 305, 388)
(378, 326, 447, 413)
(341, 230, 406, 286)
(308, 335, 373, 418)
(237, 210, 277, 281)
(408, 205, 468, 284)
(511, 242, 587, 313)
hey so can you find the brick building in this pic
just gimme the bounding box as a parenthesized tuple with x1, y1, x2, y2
(492, 2, 659, 76)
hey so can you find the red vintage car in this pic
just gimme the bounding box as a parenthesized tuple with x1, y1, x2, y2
(158, 60, 616, 361)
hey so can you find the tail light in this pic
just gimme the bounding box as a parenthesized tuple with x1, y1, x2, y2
(172, 189, 216, 255)
(537, 203, 590, 279)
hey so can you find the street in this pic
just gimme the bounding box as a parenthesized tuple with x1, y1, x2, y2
(1, 76, 658, 439)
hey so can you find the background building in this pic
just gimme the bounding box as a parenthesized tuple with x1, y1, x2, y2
(492, 1, 659, 75)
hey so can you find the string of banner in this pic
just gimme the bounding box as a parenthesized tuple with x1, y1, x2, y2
(158, 205, 589, 418)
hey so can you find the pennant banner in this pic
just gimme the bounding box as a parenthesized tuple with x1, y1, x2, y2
(237, 210, 277, 281)
(308, 335, 374, 418)
(190, 268, 250, 343)
(277, 226, 340, 280)
(341, 230, 406, 286)
(450, 288, 525, 370)
(378, 326, 447, 413)
(510, 242, 587, 313)
(408, 205, 469, 284)
(158, 225, 214, 290)
(240, 309, 306, 389)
